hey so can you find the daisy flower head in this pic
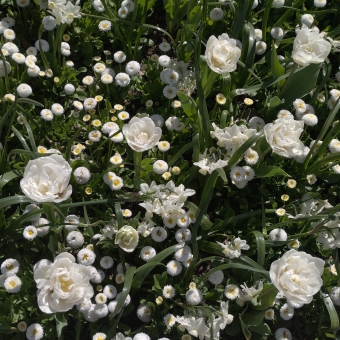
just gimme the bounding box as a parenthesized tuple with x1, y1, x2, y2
(155, 296, 163, 305)
(174, 245, 192, 262)
(244, 148, 259, 165)
(244, 98, 254, 106)
(150, 114, 164, 127)
(145, 100, 153, 107)
(101, 73, 113, 84)
(208, 270, 224, 285)
(288, 239, 301, 249)
(163, 85, 177, 99)
(93, 62, 106, 74)
(275, 208, 286, 217)
(162, 171, 172, 180)
(110, 153, 123, 165)
(27, 65, 40, 77)
(264, 308, 275, 320)
(26, 323, 44, 340)
(166, 260, 182, 276)
(243, 165, 255, 181)
(95, 293, 107, 305)
(99, 20, 111, 31)
(35, 39, 50, 52)
(93, 333, 106, 340)
(255, 41, 267, 55)
(122, 209, 132, 217)
(271, 27, 284, 40)
(171, 100, 181, 108)
(115, 72, 130, 87)
(89, 130, 102, 142)
(66, 231, 84, 249)
(84, 98, 97, 110)
(40, 109, 53, 121)
(12, 52, 25, 64)
(307, 174, 317, 184)
(102, 122, 119, 135)
(51, 103, 64, 116)
(216, 93, 226, 105)
(74, 167, 91, 185)
(109, 176, 124, 190)
(153, 160, 169, 174)
(209, 7, 224, 21)
(17, 321, 27, 332)
(164, 313, 176, 327)
(151, 226, 167, 242)
(115, 273, 125, 284)
(186, 288, 203, 305)
(175, 227, 191, 242)
(272, 0, 285, 7)
(171, 166, 181, 175)
(4, 275, 21, 294)
(64, 83, 75, 95)
(302, 113, 318, 126)
(66, 60, 74, 67)
(100, 256, 114, 269)
(150, 53, 159, 62)
(92, 119, 102, 127)
(177, 213, 190, 228)
(113, 51, 126, 63)
(1, 258, 19, 276)
(140, 246, 156, 262)
(280, 303, 294, 320)
(137, 304, 152, 322)
(158, 55, 171, 67)
(82, 76, 94, 86)
(329, 139, 340, 153)
(275, 328, 292, 340)
(225, 284, 240, 300)
(333, 164, 340, 174)
(118, 6, 129, 18)
(230, 166, 246, 182)
(103, 284, 117, 299)
(73, 101, 83, 111)
(159, 42, 171, 52)
(268, 228, 287, 241)
(23, 225, 38, 241)
(314, 0, 326, 7)
(118, 111, 130, 120)
(77, 248, 96, 266)
(2, 42, 19, 55)
(286, 179, 297, 188)
(125, 61, 141, 76)
(17, 83, 32, 98)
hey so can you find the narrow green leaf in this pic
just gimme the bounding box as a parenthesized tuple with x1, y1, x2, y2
(322, 293, 340, 332)
(255, 165, 290, 178)
(0, 195, 32, 210)
(11, 128, 31, 152)
(252, 231, 265, 267)
(17, 98, 44, 107)
(168, 141, 193, 167)
(231, 0, 250, 39)
(184, 201, 214, 230)
(0, 170, 22, 191)
(261, 0, 275, 41)
(55, 313, 67, 339)
(132, 244, 183, 288)
(109, 266, 135, 319)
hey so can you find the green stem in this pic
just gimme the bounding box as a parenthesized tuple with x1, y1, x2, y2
(134, 151, 143, 190)
(281, 62, 298, 93)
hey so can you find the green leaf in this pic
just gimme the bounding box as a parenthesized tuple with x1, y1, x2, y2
(0, 170, 22, 191)
(251, 231, 265, 267)
(249, 322, 271, 336)
(277, 63, 321, 110)
(253, 284, 278, 310)
(56, 313, 67, 339)
(177, 92, 196, 117)
(132, 244, 183, 288)
(255, 165, 290, 178)
(270, 43, 285, 86)
(267, 96, 283, 108)
(322, 293, 340, 332)
(0, 195, 32, 210)
(240, 310, 265, 340)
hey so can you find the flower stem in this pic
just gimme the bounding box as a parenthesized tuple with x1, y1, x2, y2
(134, 151, 143, 190)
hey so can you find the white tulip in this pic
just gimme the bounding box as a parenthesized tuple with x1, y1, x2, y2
(34, 253, 94, 313)
(115, 226, 139, 252)
(20, 154, 72, 203)
(204, 33, 241, 74)
(270, 249, 324, 305)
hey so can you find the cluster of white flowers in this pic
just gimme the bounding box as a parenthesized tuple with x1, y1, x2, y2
(0, 258, 22, 293)
(103, 171, 124, 191)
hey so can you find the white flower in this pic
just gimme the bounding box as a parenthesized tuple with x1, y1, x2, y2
(292, 26, 331, 67)
(113, 51, 126, 63)
(64, 83, 75, 95)
(73, 167, 91, 185)
(314, 0, 326, 7)
(272, 0, 284, 7)
(100, 256, 114, 269)
(159, 42, 171, 52)
(205, 33, 241, 73)
(125, 61, 140, 76)
(93, 333, 106, 340)
(151, 226, 167, 242)
(77, 248, 96, 266)
(33, 253, 94, 313)
(264, 308, 275, 320)
(103, 285, 117, 299)
(217, 238, 250, 259)
(275, 328, 292, 340)
(115, 225, 139, 252)
(280, 303, 294, 320)
(17, 83, 32, 97)
(23, 225, 38, 241)
(64, 215, 79, 231)
(51, 103, 64, 116)
(42, 16, 56, 30)
(115, 72, 130, 87)
(35, 39, 49, 52)
(186, 288, 203, 305)
(264, 116, 304, 158)
(4, 275, 22, 293)
(66, 231, 84, 249)
(255, 41, 267, 55)
(20, 154, 72, 203)
(208, 270, 224, 285)
(301, 14, 314, 28)
(209, 8, 224, 21)
(153, 160, 169, 174)
(26, 323, 44, 340)
(329, 139, 340, 153)
(269, 249, 324, 305)
(306, 174, 317, 184)
(269, 228, 287, 241)
(99, 20, 111, 31)
(166, 260, 182, 276)
(158, 55, 171, 67)
(122, 116, 162, 152)
(140, 246, 156, 262)
(163, 285, 175, 299)
(330, 286, 340, 306)
(225, 284, 240, 299)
